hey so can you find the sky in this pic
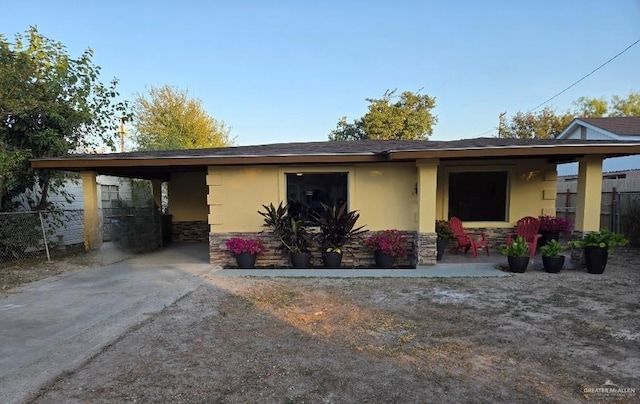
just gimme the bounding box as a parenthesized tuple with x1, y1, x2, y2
(3, 1, 640, 172)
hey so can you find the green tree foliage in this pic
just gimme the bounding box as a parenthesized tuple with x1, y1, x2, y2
(0, 27, 128, 210)
(500, 91, 640, 139)
(500, 107, 575, 139)
(132, 85, 233, 150)
(329, 90, 438, 141)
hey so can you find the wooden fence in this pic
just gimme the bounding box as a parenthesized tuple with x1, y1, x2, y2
(556, 178, 640, 233)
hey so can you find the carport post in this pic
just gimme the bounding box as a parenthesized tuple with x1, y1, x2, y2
(151, 180, 163, 210)
(81, 171, 102, 250)
(574, 156, 603, 233)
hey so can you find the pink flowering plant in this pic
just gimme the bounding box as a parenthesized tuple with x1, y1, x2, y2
(225, 237, 266, 255)
(538, 215, 572, 234)
(364, 230, 407, 257)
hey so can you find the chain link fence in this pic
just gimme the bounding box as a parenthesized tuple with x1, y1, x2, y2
(0, 210, 84, 265)
(0, 207, 162, 266)
(101, 207, 162, 252)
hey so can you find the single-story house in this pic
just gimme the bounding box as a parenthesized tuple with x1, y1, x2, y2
(31, 135, 640, 266)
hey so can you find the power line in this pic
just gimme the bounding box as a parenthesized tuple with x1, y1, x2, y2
(527, 37, 640, 113)
(473, 37, 640, 137)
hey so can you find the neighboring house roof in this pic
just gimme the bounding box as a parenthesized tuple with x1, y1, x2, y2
(31, 137, 640, 181)
(557, 116, 640, 140)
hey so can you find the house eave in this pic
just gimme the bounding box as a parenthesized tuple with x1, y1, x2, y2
(387, 143, 640, 160)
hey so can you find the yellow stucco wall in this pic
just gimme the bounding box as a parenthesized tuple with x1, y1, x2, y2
(207, 163, 417, 233)
(352, 163, 417, 231)
(208, 166, 281, 232)
(168, 171, 208, 221)
(201, 159, 556, 232)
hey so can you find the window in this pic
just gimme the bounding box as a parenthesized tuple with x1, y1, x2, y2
(448, 171, 508, 221)
(100, 185, 120, 209)
(286, 173, 348, 220)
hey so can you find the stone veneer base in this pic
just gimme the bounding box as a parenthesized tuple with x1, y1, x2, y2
(210, 231, 424, 268)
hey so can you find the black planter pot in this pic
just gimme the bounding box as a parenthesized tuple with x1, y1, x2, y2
(584, 246, 608, 274)
(538, 231, 560, 250)
(374, 250, 395, 268)
(507, 256, 529, 273)
(290, 252, 311, 269)
(322, 251, 343, 268)
(542, 255, 565, 273)
(436, 238, 448, 261)
(236, 252, 257, 269)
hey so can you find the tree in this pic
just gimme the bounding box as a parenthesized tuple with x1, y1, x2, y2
(329, 90, 438, 141)
(0, 27, 128, 210)
(499, 107, 575, 139)
(499, 91, 640, 139)
(132, 85, 232, 150)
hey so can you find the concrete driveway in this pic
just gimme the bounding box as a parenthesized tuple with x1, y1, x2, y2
(0, 243, 211, 404)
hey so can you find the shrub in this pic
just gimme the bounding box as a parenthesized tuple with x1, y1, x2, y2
(569, 228, 628, 252)
(436, 220, 454, 239)
(225, 237, 266, 255)
(540, 239, 563, 258)
(364, 230, 407, 257)
(499, 236, 529, 257)
(538, 215, 572, 234)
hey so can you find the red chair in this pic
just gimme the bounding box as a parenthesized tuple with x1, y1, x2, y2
(449, 217, 490, 257)
(506, 216, 541, 258)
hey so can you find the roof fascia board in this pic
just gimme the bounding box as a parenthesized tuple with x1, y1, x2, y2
(388, 144, 640, 160)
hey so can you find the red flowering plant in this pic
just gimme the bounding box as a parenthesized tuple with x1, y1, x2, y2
(364, 230, 407, 257)
(225, 237, 266, 256)
(538, 215, 572, 234)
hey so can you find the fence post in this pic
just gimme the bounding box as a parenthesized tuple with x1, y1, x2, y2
(611, 187, 617, 232)
(38, 211, 51, 262)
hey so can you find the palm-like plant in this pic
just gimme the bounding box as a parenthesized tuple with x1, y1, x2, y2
(312, 202, 367, 253)
(258, 202, 309, 253)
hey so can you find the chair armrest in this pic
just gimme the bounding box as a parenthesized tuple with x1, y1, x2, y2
(505, 232, 517, 245)
(467, 231, 487, 241)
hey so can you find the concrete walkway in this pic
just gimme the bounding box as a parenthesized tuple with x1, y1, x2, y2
(211, 263, 511, 278)
(0, 244, 212, 404)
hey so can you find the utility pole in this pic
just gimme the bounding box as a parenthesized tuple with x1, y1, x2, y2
(118, 118, 127, 152)
(498, 112, 506, 138)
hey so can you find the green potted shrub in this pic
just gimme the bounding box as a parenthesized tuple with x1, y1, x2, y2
(569, 228, 628, 274)
(499, 236, 530, 273)
(312, 202, 367, 268)
(436, 220, 454, 261)
(259, 202, 311, 268)
(539, 239, 564, 273)
(364, 230, 407, 268)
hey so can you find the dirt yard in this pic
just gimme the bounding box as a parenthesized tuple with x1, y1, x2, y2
(8, 249, 640, 403)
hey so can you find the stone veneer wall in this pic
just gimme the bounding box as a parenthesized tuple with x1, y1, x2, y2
(173, 221, 209, 243)
(210, 231, 419, 268)
(415, 233, 437, 265)
(437, 226, 520, 256)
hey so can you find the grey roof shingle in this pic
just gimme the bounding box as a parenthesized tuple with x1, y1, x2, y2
(579, 116, 640, 136)
(65, 137, 634, 159)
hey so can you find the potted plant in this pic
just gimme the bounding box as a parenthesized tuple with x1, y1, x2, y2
(539, 239, 564, 273)
(225, 237, 266, 269)
(569, 228, 628, 274)
(435, 220, 454, 261)
(538, 215, 572, 248)
(364, 230, 407, 268)
(312, 202, 367, 268)
(259, 202, 311, 268)
(499, 236, 530, 273)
